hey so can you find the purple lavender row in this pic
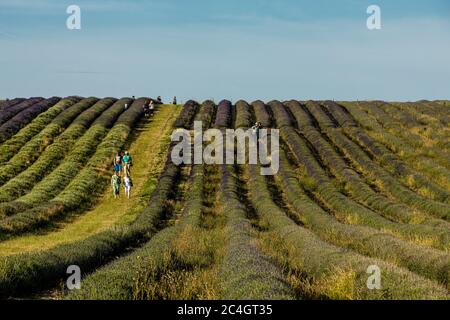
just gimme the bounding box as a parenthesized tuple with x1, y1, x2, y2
(0, 97, 61, 143)
(0, 98, 26, 112)
(173, 100, 199, 129)
(214, 99, 232, 128)
(0, 97, 44, 126)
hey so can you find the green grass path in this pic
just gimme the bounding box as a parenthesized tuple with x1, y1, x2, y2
(0, 105, 182, 257)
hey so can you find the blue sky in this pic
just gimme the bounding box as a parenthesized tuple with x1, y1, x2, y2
(0, 0, 449, 102)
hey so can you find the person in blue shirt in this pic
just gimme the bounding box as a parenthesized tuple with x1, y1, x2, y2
(123, 151, 132, 175)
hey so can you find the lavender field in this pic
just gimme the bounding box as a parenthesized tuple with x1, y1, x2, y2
(0, 98, 449, 300)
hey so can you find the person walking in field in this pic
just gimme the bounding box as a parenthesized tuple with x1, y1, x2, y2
(143, 102, 150, 118)
(252, 122, 262, 140)
(114, 161, 123, 177)
(111, 171, 121, 199)
(112, 150, 123, 176)
(149, 100, 155, 117)
(114, 150, 122, 166)
(173, 96, 177, 105)
(123, 151, 132, 175)
(123, 174, 133, 199)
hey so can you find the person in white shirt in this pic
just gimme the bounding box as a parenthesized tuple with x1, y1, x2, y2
(123, 174, 133, 199)
(149, 100, 155, 116)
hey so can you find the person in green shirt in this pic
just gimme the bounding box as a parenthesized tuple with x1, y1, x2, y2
(123, 151, 132, 175)
(111, 171, 121, 199)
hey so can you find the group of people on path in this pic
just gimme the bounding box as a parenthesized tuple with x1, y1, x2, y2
(126, 97, 178, 117)
(112, 96, 181, 199)
(156, 96, 178, 105)
(111, 150, 134, 199)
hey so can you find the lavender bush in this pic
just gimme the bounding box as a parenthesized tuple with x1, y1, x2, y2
(214, 99, 232, 128)
(0, 98, 44, 126)
(0, 97, 61, 143)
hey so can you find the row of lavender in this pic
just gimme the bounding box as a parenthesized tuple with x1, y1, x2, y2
(0, 97, 66, 143)
(0, 99, 189, 298)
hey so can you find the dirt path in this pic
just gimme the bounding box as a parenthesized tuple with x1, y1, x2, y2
(0, 105, 182, 257)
